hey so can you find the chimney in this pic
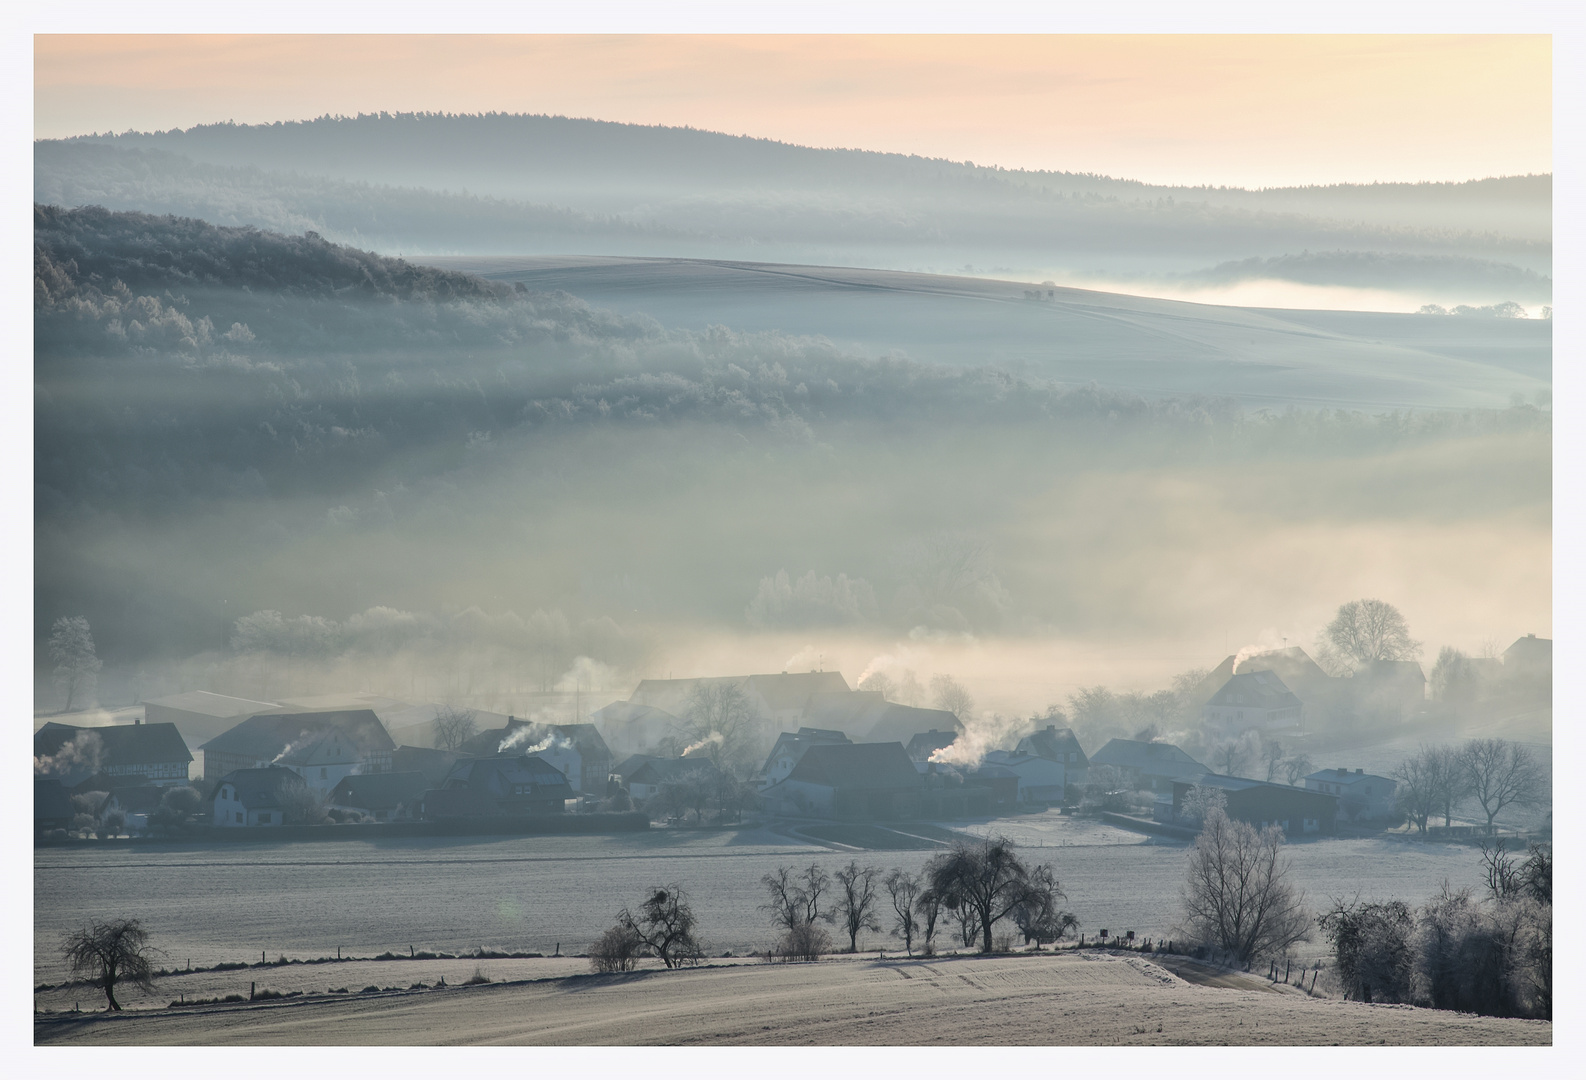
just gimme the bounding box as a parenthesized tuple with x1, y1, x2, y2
(1356, 768, 1364, 774)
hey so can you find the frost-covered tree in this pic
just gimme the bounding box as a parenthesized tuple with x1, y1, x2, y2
(48, 616, 101, 712)
(1318, 598, 1421, 673)
(1179, 810, 1310, 964)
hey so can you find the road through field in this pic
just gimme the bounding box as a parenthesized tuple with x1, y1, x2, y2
(35, 952, 1548, 1046)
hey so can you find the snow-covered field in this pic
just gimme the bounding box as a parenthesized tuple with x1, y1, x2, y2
(34, 815, 1494, 989)
(34, 951, 1549, 1046)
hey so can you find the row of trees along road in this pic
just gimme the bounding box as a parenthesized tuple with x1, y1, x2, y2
(1393, 738, 1548, 835)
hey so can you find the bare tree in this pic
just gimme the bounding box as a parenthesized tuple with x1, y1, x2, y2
(930, 674, 974, 724)
(679, 681, 761, 773)
(61, 919, 158, 1010)
(1179, 809, 1310, 964)
(1320, 598, 1421, 672)
(1262, 740, 1286, 783)
(1429, 744, 1472, 827)
(1281, 752, 1315, 787)
(915, 886, 945, 955)
(1393, 746, 1441, 836)
(1430, 646, 1479, 704)
(49, 616, 102, 713)
(761, 863, 830, 933)
(1010, 864, 1077, 949)
(858, 671, 896, 700)
(883, 868, 923, 955)
(924, 837, 1048, 954)
(432, 704, 477, 751)
(615, 884, 704, 969)
(1212, 738, 1253, 777)
(827, 861, 882, 953)
(1460, 739, 1547, 835)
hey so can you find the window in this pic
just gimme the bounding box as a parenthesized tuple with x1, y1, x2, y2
(236, 811, 244, 823)
(258, 812, 272, 825)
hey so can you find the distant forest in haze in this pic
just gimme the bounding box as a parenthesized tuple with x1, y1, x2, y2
(35, 205, 1552, 683)
(35, 114, 1551, 305)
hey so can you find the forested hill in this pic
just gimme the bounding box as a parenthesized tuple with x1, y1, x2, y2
(34, 203, 510, 306)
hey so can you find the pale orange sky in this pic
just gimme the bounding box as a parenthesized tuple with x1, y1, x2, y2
(35, 34, 1550, 187)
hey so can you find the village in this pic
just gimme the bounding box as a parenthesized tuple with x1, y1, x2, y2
(33, 632, 1553, 847)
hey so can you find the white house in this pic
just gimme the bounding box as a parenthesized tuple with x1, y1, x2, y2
(1203, 671, 1303, 736)
(211, 766, 308, 827)
(1303, 767, 1398, 822)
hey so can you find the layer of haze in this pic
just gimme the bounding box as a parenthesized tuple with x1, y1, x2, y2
(34, 206, 1551, 719)
(35, 34, 1551, 188)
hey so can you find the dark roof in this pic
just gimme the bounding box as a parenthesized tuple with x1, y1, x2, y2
(905, 730, 959, 759)
(553, 723, 611, 761)
(1192, 648, 1334, 706)
(1356, 660, 1426, 684)
(1205, 671, 1302, 710)
(750, 672, 853, 711)
(1090, 739, 1206, 774)
(1304, 768, 1393, 787)
(613, 753, 663, 779)
(328, 771, 432, 811)
(760, 728, 852, 774)
(35, 721, 193, 767)
(589, 701, 682, 729)
(391, 745, 466, 786)
(212, 766, 308, 810)
(35, 778, 74, 823)
(103, 786, 164, 815)
(444, 754, 574, 795)
(1174, 773, 1308, 794)
(627, 758, 721, 786)
(199, 710, 393, 757)
(785, 742, 921, 791)
(1016, 726, 1088, 764)
(1503, 634, 1551, 663)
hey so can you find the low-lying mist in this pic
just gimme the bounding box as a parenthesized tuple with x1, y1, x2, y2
(35, 207, 1551, 722)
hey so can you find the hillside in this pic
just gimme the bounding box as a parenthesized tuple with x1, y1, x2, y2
(38, 115, 1550, 307)
(34, 952, 1550, 1046)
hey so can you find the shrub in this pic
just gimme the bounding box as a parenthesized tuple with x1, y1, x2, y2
(589, 924, 644, 973)
(773, 921, 832, 962)
(462, 966, 491, 985)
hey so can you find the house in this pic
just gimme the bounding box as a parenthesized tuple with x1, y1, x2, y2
(327, 771, 432, 822)
(549, 724, 613, 794)
(624, 757, 722, 803)
(391, 745, 467, 787)
(1015, 726, 1090, 787)
(1304, 768, 1398, 822)
(211, 766, 309, 827)
(760, 742, 922, 820)
(35, 777, 74, 836)
(95, 786, 164, 834)
(588, 700, 684, 756)
(141, 691, 283, 745)
(458, 718, 585, 792)
(756, 727, 851, 788)
(380, 702, 515, 750)
(34, 721, 194, 788)
(961, 761, 1023, 811)
(1202, 671, 1303, 736)
(1089, 739, 1207, 792)
(423, 754, 573, 817)
(905, 729, 959, 762)
(1166, 774, 1338, 836)
(199, 710, 394, 784)
(1188, 647, 1336, 711)
(1502, 634, 1552, 676)
(980, 750, 1067, 803)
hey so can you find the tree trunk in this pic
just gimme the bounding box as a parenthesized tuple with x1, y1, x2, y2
(105, 982, 120, 1011)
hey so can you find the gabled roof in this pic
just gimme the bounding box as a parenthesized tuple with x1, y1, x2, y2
(143, 690, 281, 718)
(328, 771, 432, 811)
(981, 750, 1063, 772)
(906, 730, 959, 759)
(785, 742, 921, 791)
(749, 672, 852, 712)
(212, 766, 308, 810)
(102, 786, 164, 815)
(391, 745, 466, 787)
(858, 704, 963, 745)
(1090, 738, 1206, 774)
(1016, 726, 1088, 764)
(35, 721, 193, 767)
(589, 700, 682, 729)
(1503, 634, 1552, 664)
(760, 728, 851, 773)
(1174, 772, 1333, 796)
(1304, 768, 1393, 787)
(275, 726, 361, 768)
(1356, 660, 1426, 684)
(551, 723, 611, 761)
(444, 754, 574, 795)
(199, 710, 394, 758)
(627, 757, 721, 786)
(612, 753, 663, 779)
(1205, 671, 1302, 710)
(1191, 647, 1334, 706)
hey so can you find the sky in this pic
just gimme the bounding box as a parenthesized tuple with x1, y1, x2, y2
(33, 34, 1552, 188)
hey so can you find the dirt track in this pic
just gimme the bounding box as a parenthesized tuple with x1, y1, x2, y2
(35, 951, 1549, 1046)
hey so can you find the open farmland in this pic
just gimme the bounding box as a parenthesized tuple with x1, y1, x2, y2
(34, 951, 1549, 1046)
(35, 815, 1493, 992)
